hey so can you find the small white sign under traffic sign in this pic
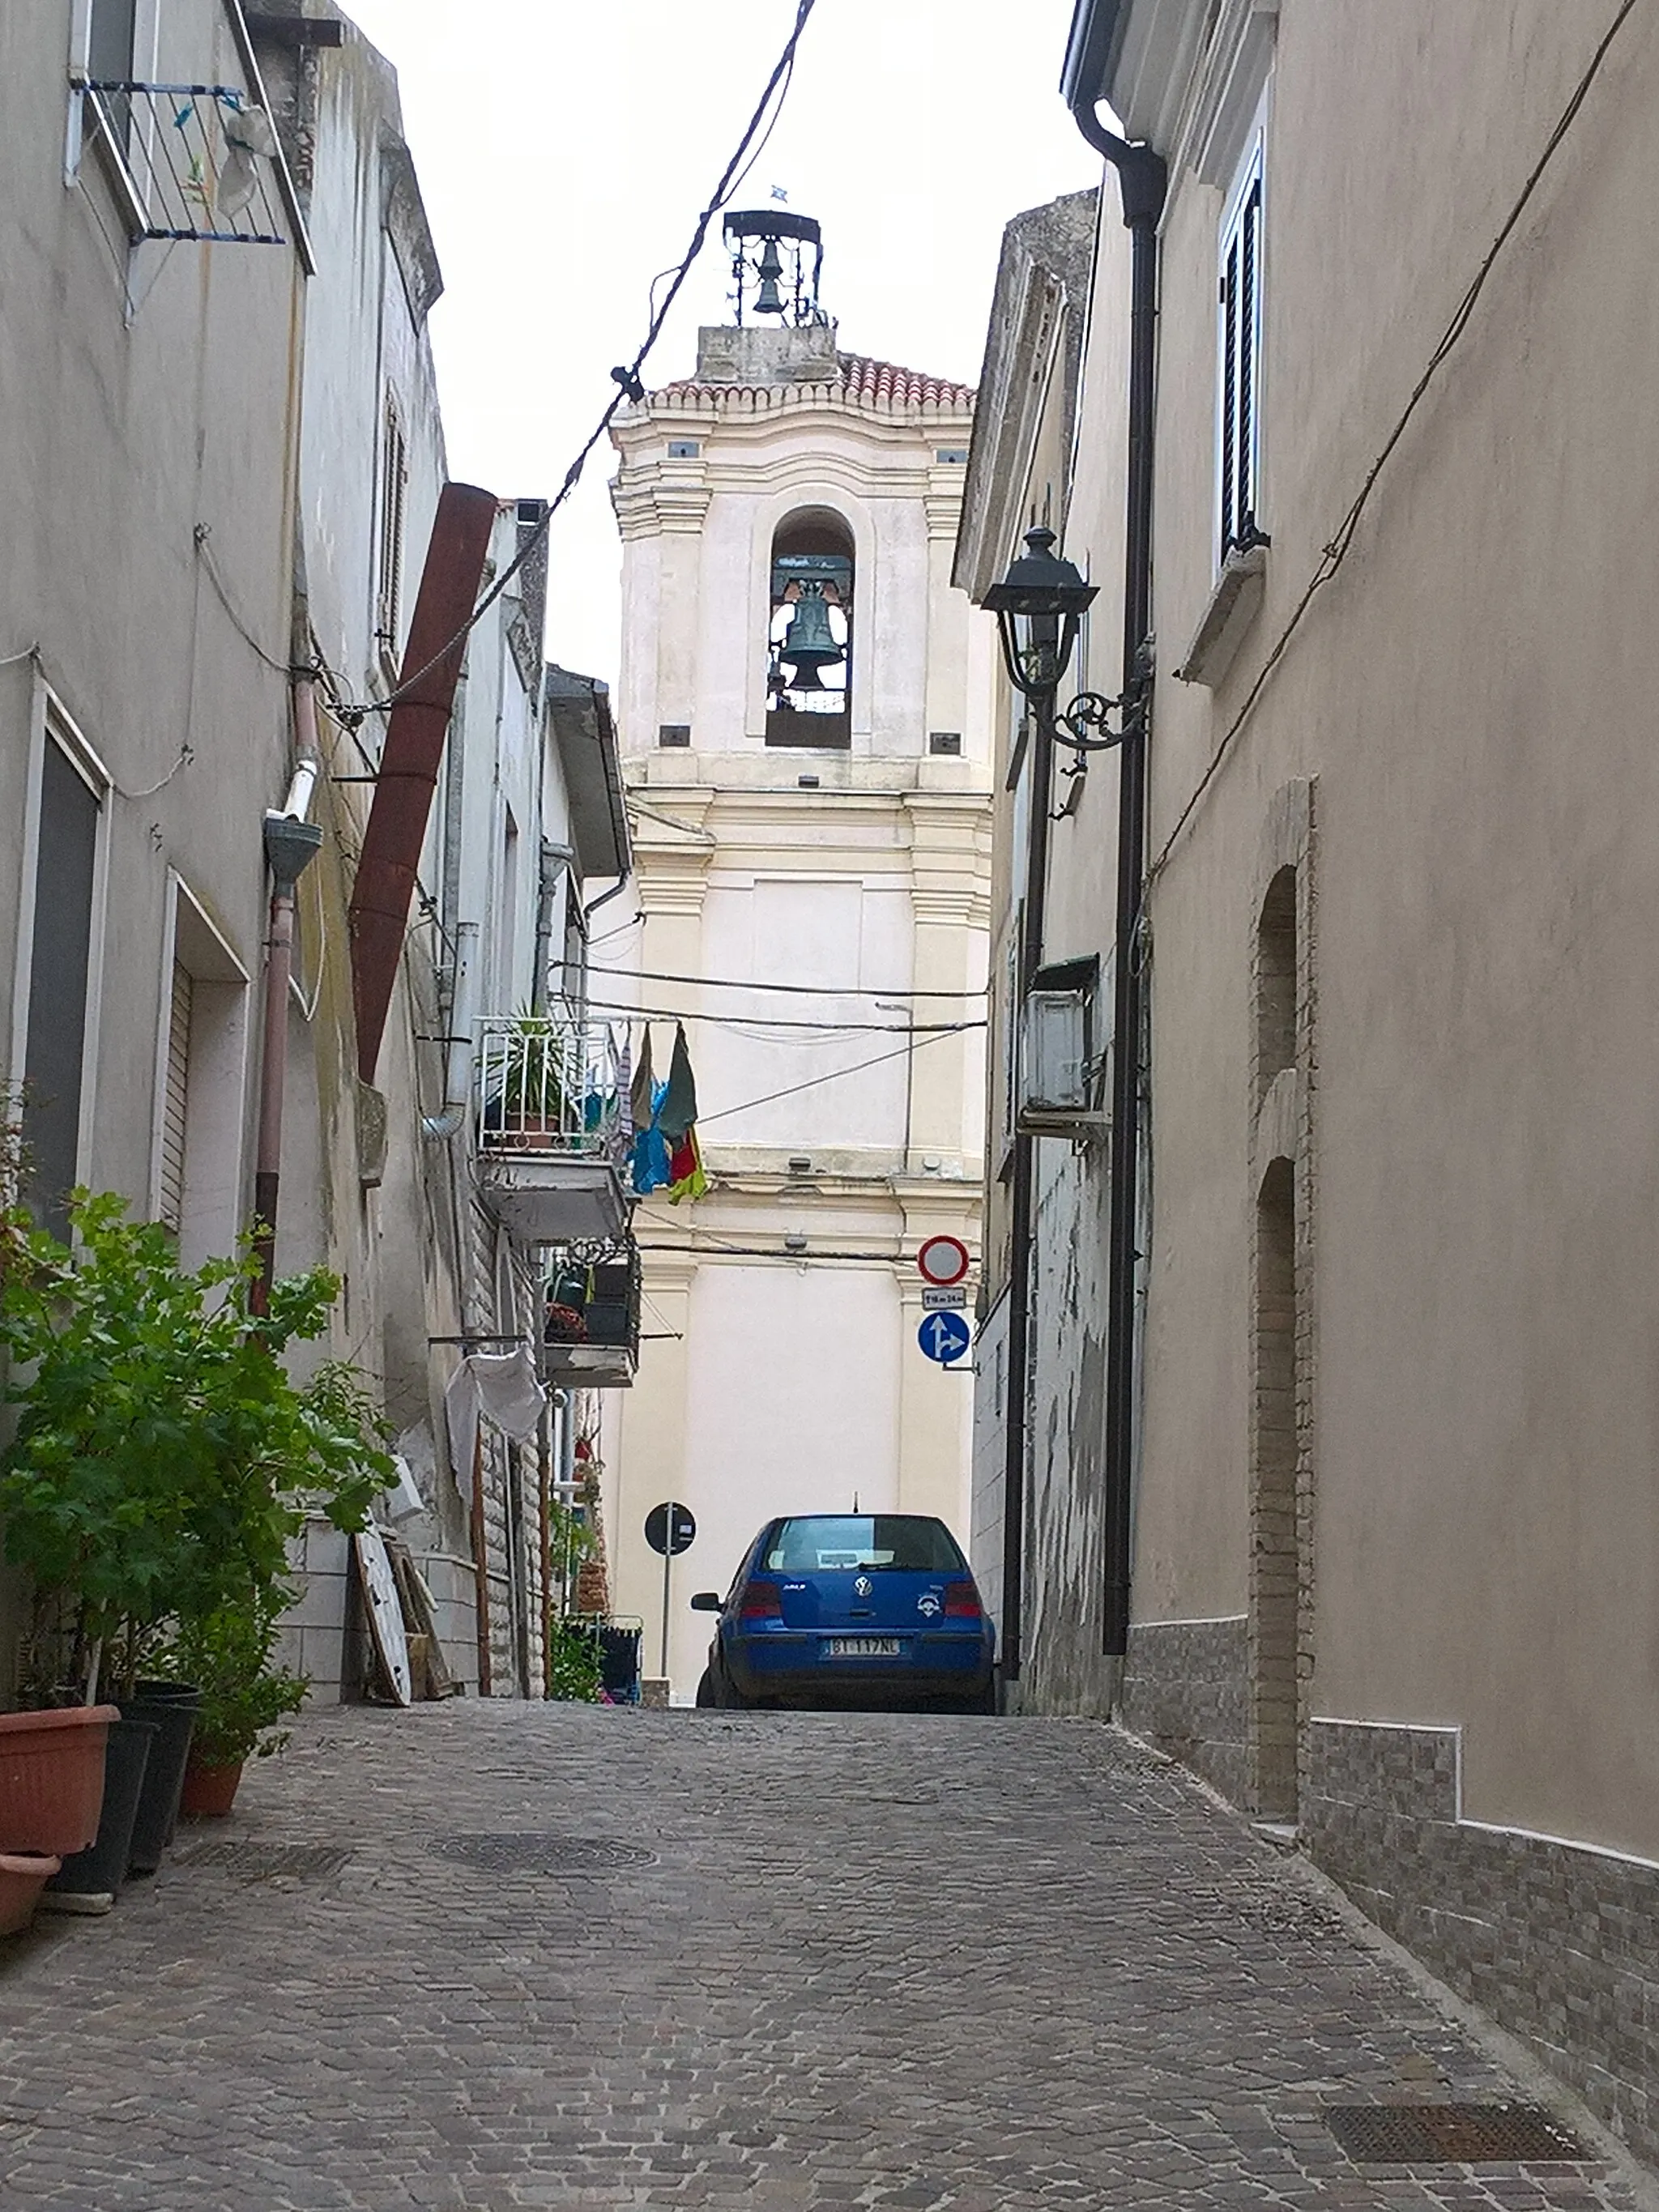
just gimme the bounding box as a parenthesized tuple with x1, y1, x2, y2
(921, 1285, 968, 1310)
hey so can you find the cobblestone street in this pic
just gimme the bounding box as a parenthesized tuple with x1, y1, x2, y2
(0, 1704, 1651, 2211)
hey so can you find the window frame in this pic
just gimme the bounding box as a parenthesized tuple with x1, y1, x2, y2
(10, 686, 112, 1231)
(148, 872, 251, 1265)
(1215, 123, 1267, 568)
(375, 393, 408, 672)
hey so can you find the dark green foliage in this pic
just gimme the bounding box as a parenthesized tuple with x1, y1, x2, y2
(156, 1591, 309, 1766)
(545, 1617, 603, 1703)
(0, 1187, 394, 1699)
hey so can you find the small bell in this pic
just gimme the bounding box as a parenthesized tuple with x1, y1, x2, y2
(779, 583, 842, 691)
(754, 237, 786, 317)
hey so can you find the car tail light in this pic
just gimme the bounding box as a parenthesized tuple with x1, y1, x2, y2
(944, 1579, 982, 1619)
(740, 1581, 783, 1622)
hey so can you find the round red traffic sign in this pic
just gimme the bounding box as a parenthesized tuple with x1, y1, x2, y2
(916, 1234, 970, 1287)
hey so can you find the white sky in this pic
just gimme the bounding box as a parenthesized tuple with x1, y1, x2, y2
(339, 1, 1101, 688)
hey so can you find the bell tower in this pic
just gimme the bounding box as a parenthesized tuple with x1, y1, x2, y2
(603, 222, 996, 1697)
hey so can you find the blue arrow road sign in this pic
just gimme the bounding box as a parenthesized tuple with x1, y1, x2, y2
(917, 1310, 971, 1366)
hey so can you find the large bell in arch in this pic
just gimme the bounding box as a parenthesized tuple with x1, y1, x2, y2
(778, 582, 842, 691)
(754, 238, 786, 318)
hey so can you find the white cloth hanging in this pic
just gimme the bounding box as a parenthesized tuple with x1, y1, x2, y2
(444, 1350, 547, 1506)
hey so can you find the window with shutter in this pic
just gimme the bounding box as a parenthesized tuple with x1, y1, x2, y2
(376, 399, 407, 663)
(1218, 143, 1265, 563)
(22, 735, 104, 1240)
(159, 960, 192, 1234)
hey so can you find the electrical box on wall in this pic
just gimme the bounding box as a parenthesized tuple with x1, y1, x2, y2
(1018, 956, 1107, 1135)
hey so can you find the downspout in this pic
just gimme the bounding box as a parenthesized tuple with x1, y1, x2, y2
(531, 839, 574, 1016)
(999, 708, 1056, 1687)
(249, 680, 324, 1315)
(1068, 95, 1166, 1659)
(420, 917, 480, 1141)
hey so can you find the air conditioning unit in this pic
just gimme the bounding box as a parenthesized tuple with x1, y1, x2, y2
(1018, 956, 1108, 1136)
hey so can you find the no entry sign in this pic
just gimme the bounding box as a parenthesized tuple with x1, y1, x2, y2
(916, 1234, 970, 1288)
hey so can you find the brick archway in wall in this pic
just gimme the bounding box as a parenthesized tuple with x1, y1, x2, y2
(1247, 787, 1316, 1822)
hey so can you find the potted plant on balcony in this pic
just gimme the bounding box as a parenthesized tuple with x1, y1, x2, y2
(482, 1010, 569, 1150)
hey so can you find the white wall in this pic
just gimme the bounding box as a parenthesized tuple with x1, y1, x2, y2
(650, 1259, 902, 1694)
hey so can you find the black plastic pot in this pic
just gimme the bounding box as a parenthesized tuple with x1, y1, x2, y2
(43, 1715, 157, 1909)
(122, 1684, 200, 1874)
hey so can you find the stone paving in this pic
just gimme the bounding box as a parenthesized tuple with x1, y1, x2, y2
(0, 1703, 1652, 2210)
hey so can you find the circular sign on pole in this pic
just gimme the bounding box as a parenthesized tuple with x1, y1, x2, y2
(916, 1234, 970, 1287)
(644, 1501, 697, 1557)
(917, 1311, 972, 1366)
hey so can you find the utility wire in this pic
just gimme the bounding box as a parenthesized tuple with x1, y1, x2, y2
(1145, 0, 1638, 890)
(584, 995, 983, 1035)
(588, 964, 988, 1001)
(328, 0, 817, 729)
(194, 523, 302, 676)
(693, 1025, 964, 1127)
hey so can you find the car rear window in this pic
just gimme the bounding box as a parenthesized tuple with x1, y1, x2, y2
(764, 1516, 966, 1574)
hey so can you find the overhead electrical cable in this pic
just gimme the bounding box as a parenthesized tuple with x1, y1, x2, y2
(581, 995, 984, 1035)
(326, 0, 817, 730)
(586, 965, 988, 1001)
(690, 1025, 964, 1127)
(1145, 0, 1638, 888)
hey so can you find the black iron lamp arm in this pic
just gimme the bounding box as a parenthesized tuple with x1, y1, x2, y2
(1049, 638, 1156, 755)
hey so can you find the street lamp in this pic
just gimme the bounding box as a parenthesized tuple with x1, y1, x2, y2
(983, 526, 1147, 757)
(983, 526, 1096, 697)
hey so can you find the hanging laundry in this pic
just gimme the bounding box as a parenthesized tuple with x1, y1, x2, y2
(665, 1124, 707, 1205)
(659, 1022, 698, 1140)
(629, 1025, 667, 1192)
(661, 1025, 706, 1202)
(628, 1022, 705, 1200)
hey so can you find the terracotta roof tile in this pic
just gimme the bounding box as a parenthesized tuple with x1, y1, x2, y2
(654, 350, 974, 411)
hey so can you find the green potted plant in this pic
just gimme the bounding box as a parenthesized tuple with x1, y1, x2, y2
(0, 1189, 390, 1893)
(484, 1010, 569, 1149)
(160, 1597, 308, 1818)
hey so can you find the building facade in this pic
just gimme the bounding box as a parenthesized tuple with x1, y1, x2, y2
(961, 0, 1659, 2163)
(0, 0, 626, 1707)
(602, 276, 995, 1698)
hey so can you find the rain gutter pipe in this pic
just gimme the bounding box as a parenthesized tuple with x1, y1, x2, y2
(250, 676, 324, 1315)
(998, 701, 1056, 1686)
(420, 918, 480, 1141)
(1068, 87, 1166, 1660)
(531, 840, 575, 1016)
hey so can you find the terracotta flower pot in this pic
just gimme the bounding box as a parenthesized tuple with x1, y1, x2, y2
(0, 1852, 62, 1936)
(0, 1707, 119, 1856)
(179, 1757, 244, 1818)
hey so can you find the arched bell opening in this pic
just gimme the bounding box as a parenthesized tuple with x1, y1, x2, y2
(766, 509, 853, 749)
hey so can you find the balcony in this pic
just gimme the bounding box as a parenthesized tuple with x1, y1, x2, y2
(476, 1014, 629, 1246)
(544, 1241, 642, 1390)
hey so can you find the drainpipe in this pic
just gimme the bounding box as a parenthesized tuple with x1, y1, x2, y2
(531, 839, 575, 1016)
(998, 704, 1056, 1688)
(1068, 94, 1166, 1659)
(420, 917, 480, 1141)
(250, 683, 324, 1316)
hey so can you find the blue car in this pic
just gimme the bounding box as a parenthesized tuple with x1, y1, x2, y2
(691, 1513, 996, 1714)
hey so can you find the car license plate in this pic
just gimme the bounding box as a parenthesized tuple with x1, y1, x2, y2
(822, 1637, 902, 1659)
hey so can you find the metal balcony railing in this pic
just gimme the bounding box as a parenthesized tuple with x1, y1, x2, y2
(81, 83, 289, 246)
(476, 1013, 625, 1163)
(544, 1241, 642, 1374)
